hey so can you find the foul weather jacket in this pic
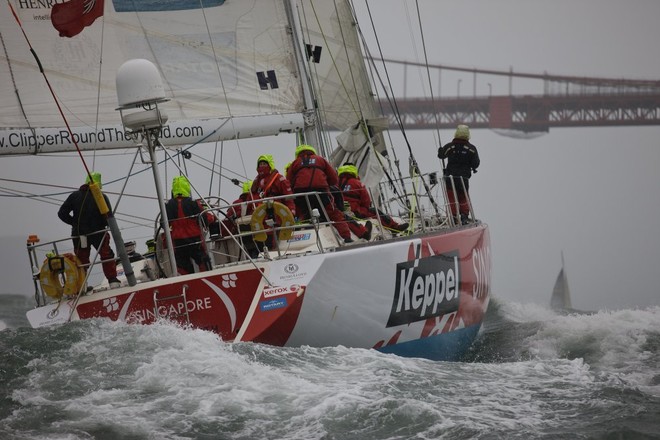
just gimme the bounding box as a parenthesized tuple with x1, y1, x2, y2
(251, 169, 296, 214)
(437, 138, 480, 179)
(166, 196, 206, 240)
(287, 153, 338, 192)
(58, 184, 112, 236)
(338, 174, 372, 217)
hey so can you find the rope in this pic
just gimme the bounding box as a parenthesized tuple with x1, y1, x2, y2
(7, 1, 93, 181)
(414, 1, 443, 152)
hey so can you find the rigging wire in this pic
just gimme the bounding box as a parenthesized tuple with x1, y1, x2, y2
(0, 26, 38, 156)
(414, 0, 443, 152)
(0, 184, 153, 228)
(91, 9, 107, 170)
(7, 1, 94, 180)
(307, 2, 363, 124)
(361, 0, 440, 216)
(349, 1, 409, 209)
(295, 1, 332, 154)
(198, 1, 250, 182)
(354, 1, 413, 211)
(300, 2, 338, 156)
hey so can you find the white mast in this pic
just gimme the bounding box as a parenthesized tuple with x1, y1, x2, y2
(286, 0, 322, 149)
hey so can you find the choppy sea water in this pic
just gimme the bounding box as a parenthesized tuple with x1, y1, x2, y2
(1, 294, 658, 440)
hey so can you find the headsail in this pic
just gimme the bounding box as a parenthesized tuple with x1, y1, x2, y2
(1, 0, 306, 154)
(295, 0, 386, 196)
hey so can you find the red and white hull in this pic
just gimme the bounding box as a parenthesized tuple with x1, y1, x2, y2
(28, 224, 491, 360)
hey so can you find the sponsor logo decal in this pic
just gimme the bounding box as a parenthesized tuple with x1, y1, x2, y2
(263, 284, 303, 298)
(284, 263, 299, 274)
(128, 296, 214, 323)
(112, 0, 225, 12)
(277, 262, 307, 282)
(387, 249, 461, 327)
(221, 273, 238, 288)
(288, 233, 311, 242)
(260, 297, 288, 312)
(103, 297, 119, 313)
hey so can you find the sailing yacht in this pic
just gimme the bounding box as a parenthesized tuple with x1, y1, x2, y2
(1, 0, 491, 361)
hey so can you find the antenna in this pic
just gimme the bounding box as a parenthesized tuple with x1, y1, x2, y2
(115, 59, 178, 277)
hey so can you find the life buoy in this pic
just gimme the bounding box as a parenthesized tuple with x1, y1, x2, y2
(39, 253, 86, 299)
(250, 201, 295, 242)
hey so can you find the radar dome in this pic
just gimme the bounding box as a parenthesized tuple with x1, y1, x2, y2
(116, 59, 167, 109)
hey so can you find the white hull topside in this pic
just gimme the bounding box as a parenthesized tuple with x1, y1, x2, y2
(28, 224, 491, 360)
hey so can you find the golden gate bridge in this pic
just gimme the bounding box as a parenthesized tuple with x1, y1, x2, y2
(376, 59, 660, 133)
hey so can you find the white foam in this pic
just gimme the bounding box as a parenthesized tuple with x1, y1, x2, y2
(521, 306, 660, 392)
(496, 299, 561, 323)
(6, 310, 659, 438)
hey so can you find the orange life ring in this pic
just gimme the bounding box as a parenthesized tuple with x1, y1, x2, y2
(39, 253, 86, 299)
(249, 201, 295, 242)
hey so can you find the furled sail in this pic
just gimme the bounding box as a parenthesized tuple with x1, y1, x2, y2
(0, 0, 306, 154)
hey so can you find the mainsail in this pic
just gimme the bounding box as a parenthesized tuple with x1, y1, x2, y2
(1, 0, 308, 154)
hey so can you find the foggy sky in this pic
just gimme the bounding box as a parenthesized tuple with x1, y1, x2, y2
(2, 0, 659, 310)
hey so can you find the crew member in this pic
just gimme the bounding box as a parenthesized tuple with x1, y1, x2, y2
(338, 163, 408, 233)
(437, 124, 480, 224)
(223, 180, 257, 236)
(287, 144, 353, 243)
(165, 176, 211, 275)
(251, 155, 296, 248)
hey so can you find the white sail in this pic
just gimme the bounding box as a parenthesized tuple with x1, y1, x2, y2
(0, 0, 306, 154)
(297, 1, 378, 132)
(296, 0, 386, 194)
(550, 252, 572, 310)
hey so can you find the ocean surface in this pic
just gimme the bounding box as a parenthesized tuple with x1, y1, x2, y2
(1, 294, 658, 440)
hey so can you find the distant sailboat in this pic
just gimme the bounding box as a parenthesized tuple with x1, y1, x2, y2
(550, 252, 572, 310)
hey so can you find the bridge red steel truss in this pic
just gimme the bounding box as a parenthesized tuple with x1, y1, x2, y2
(381, 93, 660, 133)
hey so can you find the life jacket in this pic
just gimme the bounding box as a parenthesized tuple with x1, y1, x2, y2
(289, 153, 334, 191)
(256, 171, 282, 198)
(166, 197, 203, 240)
(339, 174, 369, 213)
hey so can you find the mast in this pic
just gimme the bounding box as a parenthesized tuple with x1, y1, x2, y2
(285, 0, 322, 150)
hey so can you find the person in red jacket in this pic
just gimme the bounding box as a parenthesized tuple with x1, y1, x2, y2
(251, 155, 296, 249)
(251, 154, 296, 215)
(221, 180, 260, 258)
(287, 144, 353, 243)
(338, 163, 408, 233)
(165, 176, 211, 275)
(221, 180, 257, 236)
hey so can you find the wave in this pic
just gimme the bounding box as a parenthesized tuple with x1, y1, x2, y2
(468, 297, 660, 391)
(1, 299, 659, 439)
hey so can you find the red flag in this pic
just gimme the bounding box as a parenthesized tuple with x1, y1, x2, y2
(51, 0, 104, 38)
